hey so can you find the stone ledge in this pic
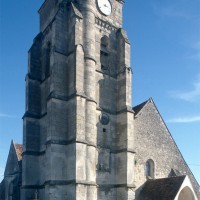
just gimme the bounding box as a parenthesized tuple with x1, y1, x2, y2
(21, 180, 98, 189)
(98, 183, 136, 188)
(22, 112, 47, 120)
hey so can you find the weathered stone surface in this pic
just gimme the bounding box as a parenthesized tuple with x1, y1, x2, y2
(22, 0, 135, 199)
(3, 0, 197, 199)
(134, 99, 200, 199)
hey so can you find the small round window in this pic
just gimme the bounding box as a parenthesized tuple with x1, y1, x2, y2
(99, 113, 109, 125)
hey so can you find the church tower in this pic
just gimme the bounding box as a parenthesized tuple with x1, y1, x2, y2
(22, 0, 135, 199)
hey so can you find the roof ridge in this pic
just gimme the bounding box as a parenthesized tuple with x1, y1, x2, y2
(148, 175, 186, 182)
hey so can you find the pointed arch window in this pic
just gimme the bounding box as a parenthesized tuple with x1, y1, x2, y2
(145, 159, 155, 179)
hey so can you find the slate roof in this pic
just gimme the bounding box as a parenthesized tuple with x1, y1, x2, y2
(133, 99, 149, 116)
(13, 143, 23, 161)
(138, 176, 186, 200)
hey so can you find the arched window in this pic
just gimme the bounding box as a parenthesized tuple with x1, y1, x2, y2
(100, 36, 109, 71)
(145, 159, 155, 179)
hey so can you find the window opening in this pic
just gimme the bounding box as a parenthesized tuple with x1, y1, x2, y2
(100, 36, 109, 71)
(145, 159, 155, 179)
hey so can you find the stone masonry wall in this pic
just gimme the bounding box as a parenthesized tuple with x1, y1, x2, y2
(134, 99, 200, 199)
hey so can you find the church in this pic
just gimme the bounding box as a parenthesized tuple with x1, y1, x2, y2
(0, 0, 200, 199)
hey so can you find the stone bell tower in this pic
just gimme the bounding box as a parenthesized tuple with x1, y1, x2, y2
(21, 0, 135, 199)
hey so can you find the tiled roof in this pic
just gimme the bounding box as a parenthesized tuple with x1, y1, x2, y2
(133, 100, 149, 116)
(139, 176, 186, 200)
(14, 143, 23, 161)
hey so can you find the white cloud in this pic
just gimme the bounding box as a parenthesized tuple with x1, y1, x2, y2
(0, 167, 4, 182)
(192, 41, 200, 50)
(188, 52, 200, 62)
(167, 115, 200, 123)
(187, 40, 200, 62)
(159, 7, 191, 19)
(0, 113, 19, 118)
(171, 75, 200, 102)
(152, 1, 197, 20)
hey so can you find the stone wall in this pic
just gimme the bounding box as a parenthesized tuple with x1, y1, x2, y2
(134, 99, 200, 199)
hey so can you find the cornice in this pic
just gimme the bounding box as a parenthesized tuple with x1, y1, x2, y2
(95, 17, 118, 31)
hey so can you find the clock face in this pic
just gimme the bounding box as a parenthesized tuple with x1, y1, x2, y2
(97, 0, 112, 16)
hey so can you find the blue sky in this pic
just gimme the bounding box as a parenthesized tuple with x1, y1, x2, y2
(0, 0, 200, 184)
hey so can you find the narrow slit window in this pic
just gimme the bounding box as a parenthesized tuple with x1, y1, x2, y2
(100, 36, 109, 71)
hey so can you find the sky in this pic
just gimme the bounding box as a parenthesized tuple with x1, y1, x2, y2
(0, 0, 200, 185)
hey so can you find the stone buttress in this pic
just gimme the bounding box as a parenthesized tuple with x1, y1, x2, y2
(21, 0, 135, 199)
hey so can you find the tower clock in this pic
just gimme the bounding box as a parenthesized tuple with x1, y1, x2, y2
(22, 0, 134, 199)
(97, 0, 112, 16)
